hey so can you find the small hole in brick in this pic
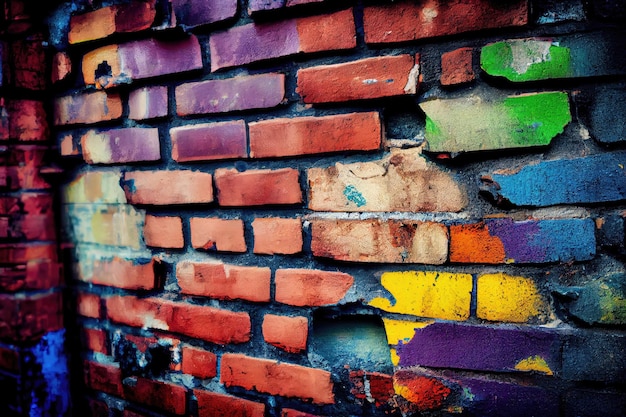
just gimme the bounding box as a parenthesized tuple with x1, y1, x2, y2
(94, 61, 112, 88)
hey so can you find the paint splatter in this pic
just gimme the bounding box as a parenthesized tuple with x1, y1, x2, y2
(343, 185, 367, 207)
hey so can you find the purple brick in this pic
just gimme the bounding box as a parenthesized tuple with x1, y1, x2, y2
(175, 73, 285, 116)
(396, 322, 561, 373)
(129, 86, 168, 120)
(170, 121, 247, 162)
(81, 128, 160, 164)
(172, 0, 237, 28)
(209, 9, 355, 71)
(249, 0, 324, 13)
(453, 376, 560, 417)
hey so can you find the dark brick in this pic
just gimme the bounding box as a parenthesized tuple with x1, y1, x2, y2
(562, 332, 626, 383)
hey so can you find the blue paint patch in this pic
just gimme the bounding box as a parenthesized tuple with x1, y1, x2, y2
(29, 330, 70, 416)
(483, 151, 626, 206)
(344, 185, 367, 207)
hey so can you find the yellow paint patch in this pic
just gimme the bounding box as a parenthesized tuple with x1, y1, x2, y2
(476, 273, 550, 323)
(381, 318, 433, 345)
(514, 355, 553, 375)
(370, 271, 472, 320)
(390, 348, 400, 367)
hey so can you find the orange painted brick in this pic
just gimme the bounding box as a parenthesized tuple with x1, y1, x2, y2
(214, 168, 302, 206)
(194, 389, 266, 417)
(76, 292, 101, 318)
(123, 377, 186, 415)
(85, 360, 123, 397)
(449, 222, 505, 264)
(262, 314, 308, 353)
(82, 327, 108, 355)
(123, 170, 213, 205)
(274, 269, 353, 307)
(69, 1, 157, 44)
(249, 112, 381, 158)
(363, 0, 528, 44)
(177, 260, 270, 302)
(221, 353, 334, 404)
(189, 218, 246, 252)
(181, 345, 217, 379)
(252, 217, 303, 255)
(441, 47, 475, 86)
(297, 55, 418, 103)
(144, 215, 184, 249)
(54, 90, 122, 126)
(78, 257, 159, 290)
(106, 295, 251, 344)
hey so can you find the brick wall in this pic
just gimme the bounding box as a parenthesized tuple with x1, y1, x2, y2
(43, 0, 626, 415)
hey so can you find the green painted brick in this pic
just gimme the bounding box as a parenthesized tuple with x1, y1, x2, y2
(422, 91, 571, 154)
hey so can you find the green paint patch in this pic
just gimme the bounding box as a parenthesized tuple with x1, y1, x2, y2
(481, 39, 572, 82)
(343, 185, 367, 207)
(421, 91, 570, 154)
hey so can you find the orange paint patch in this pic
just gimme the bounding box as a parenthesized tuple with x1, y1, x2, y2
(449, 222, 505, 263)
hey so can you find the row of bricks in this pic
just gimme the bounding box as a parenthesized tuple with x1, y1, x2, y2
(76, 267, 554, 327)
(71, 209, 598, 265)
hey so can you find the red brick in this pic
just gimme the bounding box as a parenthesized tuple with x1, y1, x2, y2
(274, 268, 353, 307)
(281, 409, 324, 417)
(51, 52, 71, 84)
(0, 346, 19, 372)
(181, 345, 217, 379)
(214, 168, 302, 206)
(69, 1, 157, 44)
(88, 399, 109, 416)
(363, 0, 528, 44)
(123, 410, 146, 417)
(297, 55, 418, 103)
(249, 112, 381, 158)
(78, 257, 159, 290)
(0, 261, 60, 292)
(0, 292, 63, 341)
(8, 100, 48, 141)
(262, 314, 308, 353)
(221, 354, 334, 404)
(252, 217, 303, 255)
(310, 219, 449, 264)
(144, 215, 184, 248)
(172, 0, 237, 28)
(123, 377, 186, 415)
(82, 327, 108, 354)
(59, 134, 79, 156)
(85, 360, 123, 396)
(6, 214, 56, 240)
(123, 170, 213, 205)
(441, 47, 475, 86)
(194, 389, 266, 417)
(0, 243, 57, 264)
(176, 260, 270, 302)
(10, 38, 46, 90)
(210, 9, 355, 71)
(82, 36, 202, 88)
(106, 296, 251, 344)
(54, 90, 123, 126)
(81, 128, 160, 164)
(170, 121, 247, 162)
(76, 292, 101, 318)
(189, 217, 246, 252)
(176, 73, 285, 116)
(128, 86, 168, 120)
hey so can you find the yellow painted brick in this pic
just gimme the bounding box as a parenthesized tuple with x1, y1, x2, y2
(64, 171, 126, 204)
(370, 271, 472, 320)
(381, 318, 433, 345)
(477, 273, 552, 323)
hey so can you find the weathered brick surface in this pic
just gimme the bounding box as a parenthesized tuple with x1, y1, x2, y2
(215, 168, 302, 206)
(84, 361, 123, 396)
(177, 260, 270, 301)
(209, 9, 355, 70)
(194, 389, 266, 417)
(54, 91, 122, 125)
(172, 0, 237, 29)
(82, 327, 108, 354)
(221, 354, 334, 404)
(311, 219, 448, 264)
(249, 0, 324, 14)
(143, 215, 184, 248)
(82, 36, 202, 88)
(274, 269, 353, 307)
(441, 47, 475, 86)
(252, 217, 303, 254)
(128, 86, 168, 120)
(262, 314, 308, 353)
(181, 345, 217, 379)
(249, 112, 381, 158)
(77, 256, 159, 290)
(81, 128, 160, 164)
(123, 377, 186, 415)
(297, 55, 418, 103)
(170, 121, 247, 162)
(176, 73, 285, 116)
(7, 100, 48, 141)
(189, 217, 246, 252)
(76, 292, 101, 318)
(123, 170, 213, 205)
(363, 0, 528, 44)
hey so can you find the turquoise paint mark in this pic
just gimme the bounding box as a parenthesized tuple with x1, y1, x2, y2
(344, 185, 367, 207)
